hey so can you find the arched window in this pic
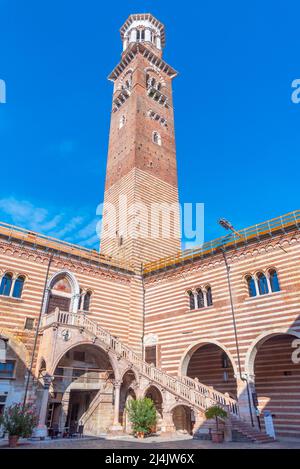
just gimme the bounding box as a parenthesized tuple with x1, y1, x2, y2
(187, 291, 195, 310)
(221, 352, 229, 369)
(83, 291, 92, 312)
(269, 269, 280, 292)
(196, 289, 204, 309)
(119, 115, 126, 129)
(257, 272, 269, 295)
(206, 286, 213, 306)
(153, 131, 161, 146)
(12, 276, 25, 298)
(246, 275, 257, 297)
(78, 288, 83, 310)
(136, 29, 140, 41)
(0, 273, 13, 296)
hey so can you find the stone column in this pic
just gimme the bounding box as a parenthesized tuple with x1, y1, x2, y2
(109, 380, 123, 434)
(236, 374, 257, 428)
(33, 373, 53, 439)
(160, 409, 176, 437)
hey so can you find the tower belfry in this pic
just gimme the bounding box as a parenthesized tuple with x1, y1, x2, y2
(100, 13, 181, 266)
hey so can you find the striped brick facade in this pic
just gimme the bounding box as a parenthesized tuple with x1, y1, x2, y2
(0, 13, 299, 441)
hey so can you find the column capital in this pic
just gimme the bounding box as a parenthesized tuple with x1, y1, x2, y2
(113, 379, 122, 388)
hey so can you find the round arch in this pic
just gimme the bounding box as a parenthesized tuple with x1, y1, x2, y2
(49, 340, 121, 380)
(245, 328, 300, 376)
(179, 338, 238, 377)
(120, 366, 139, 384)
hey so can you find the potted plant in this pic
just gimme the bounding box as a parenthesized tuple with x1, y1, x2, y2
(126, 397, 157, 439)
(0, 402, 38, 447)
(204, 405, 227, 443)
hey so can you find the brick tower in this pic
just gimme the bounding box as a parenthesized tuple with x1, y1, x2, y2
(100, 13, 181, 266)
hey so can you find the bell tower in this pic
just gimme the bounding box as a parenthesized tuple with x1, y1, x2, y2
(100, 13, 181, 266)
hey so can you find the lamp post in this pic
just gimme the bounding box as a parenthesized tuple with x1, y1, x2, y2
(22, 251, 54, 410)
(218, 218, 254, 426)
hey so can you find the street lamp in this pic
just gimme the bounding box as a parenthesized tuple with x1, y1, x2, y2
(218, 217, 254, 426)
(218, 218, 242, 238)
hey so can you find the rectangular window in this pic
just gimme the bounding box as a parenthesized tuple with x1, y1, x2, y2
(0, 360, 15, 379)
(24, 317, 34, 330)
(145, 346, 157, 367)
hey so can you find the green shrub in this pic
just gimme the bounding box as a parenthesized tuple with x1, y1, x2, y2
(204, 405, 227, 431)
(126, 398, 157, 435)
(0, 403, 38, 437)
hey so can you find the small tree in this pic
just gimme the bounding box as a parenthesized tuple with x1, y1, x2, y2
(205, 405, 227, 431)
(0, 403, 38, 437)
(126, 398, 157, 436)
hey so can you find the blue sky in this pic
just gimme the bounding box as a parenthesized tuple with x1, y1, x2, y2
(0, 0, 299, 250)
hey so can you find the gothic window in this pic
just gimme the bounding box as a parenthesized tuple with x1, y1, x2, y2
(206, 286, 213, 306)
(0, 273, 13, 296)
(119, 114, 126, 129)
(196, 289, 204, 309)
(12, 275, 25, 298)
(153, 131, 161, 146)
(257, 272, 269, 295)
(83, 291, 92, 312)
(187, 290, 195, 310)
(269, 269, 280, 292)
(246, 275, 257, 297)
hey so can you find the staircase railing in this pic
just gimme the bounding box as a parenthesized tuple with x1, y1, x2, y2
(41, 310, 239, 416)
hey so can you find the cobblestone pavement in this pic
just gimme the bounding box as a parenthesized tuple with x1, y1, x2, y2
(1, 435, 300, 449)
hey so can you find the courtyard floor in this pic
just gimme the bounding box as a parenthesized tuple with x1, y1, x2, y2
(1, 434, 300, 449)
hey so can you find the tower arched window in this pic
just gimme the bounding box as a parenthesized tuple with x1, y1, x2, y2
(0, 273, 13, 296)
(269, 269, 280, 292)
(187, 290, 195, 310)
(78, 288, 83, 310)
(257, 272, 269, 295)
(246, 275, 257, 297)
(206, 286, 213, 306)
(83, 291, 92, 312)
(153, 131, 161, 146)
(12, 275, 25, 298)
(196, 289, 204, 309)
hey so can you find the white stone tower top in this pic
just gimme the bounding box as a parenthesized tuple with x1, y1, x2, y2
(120, 13, 165, 53)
